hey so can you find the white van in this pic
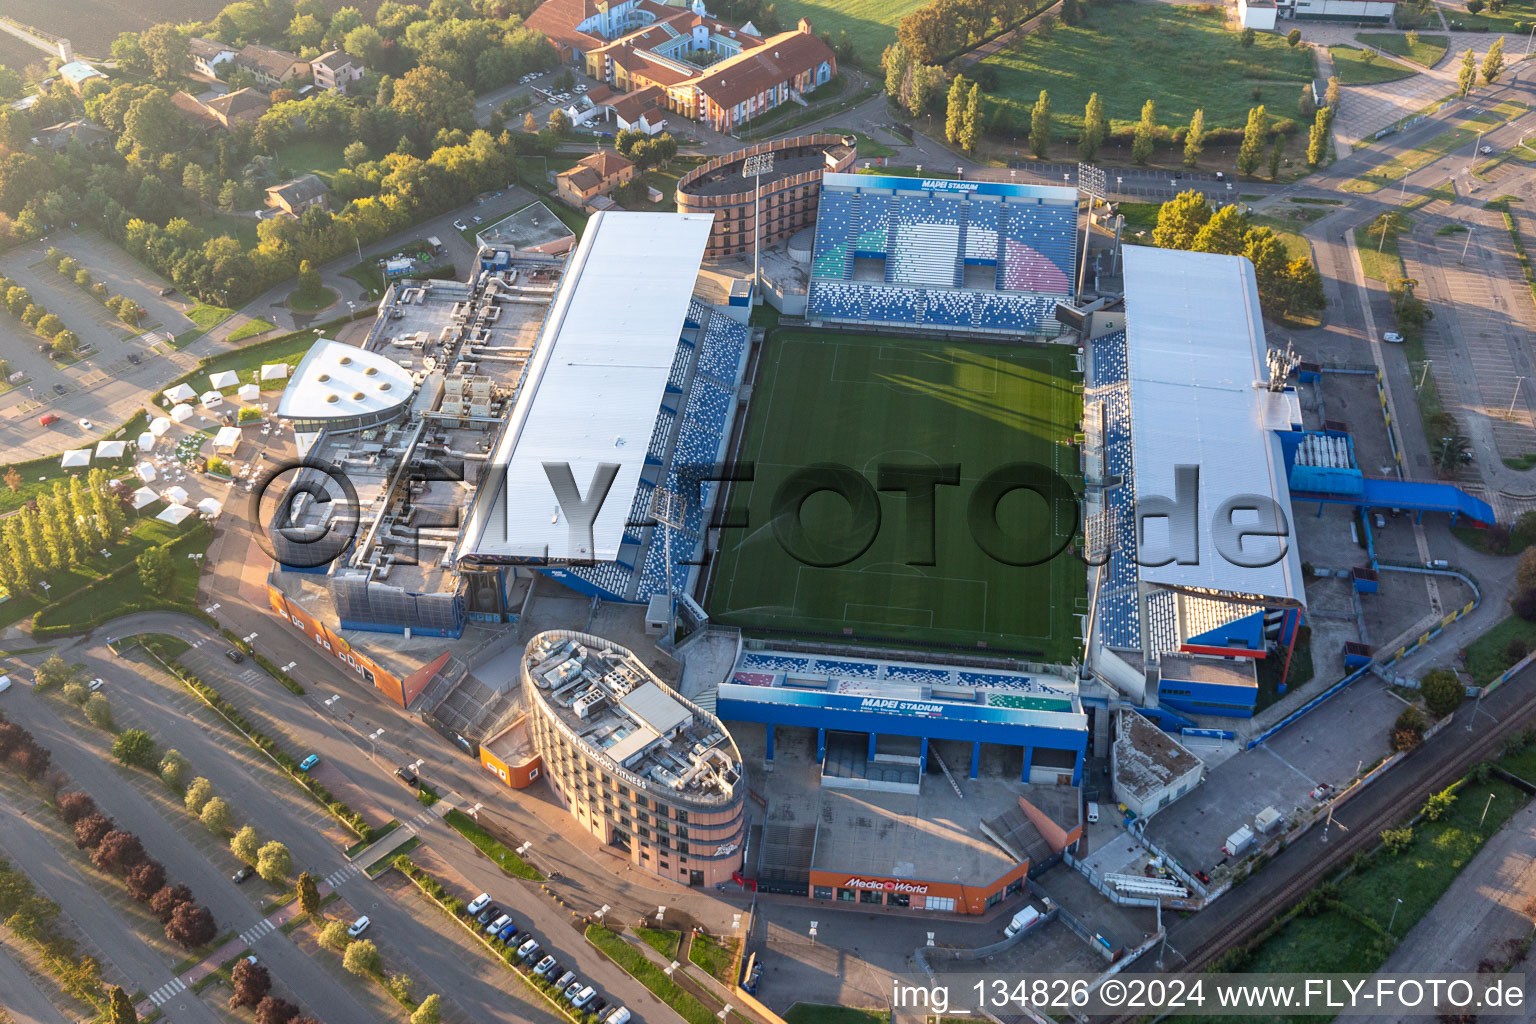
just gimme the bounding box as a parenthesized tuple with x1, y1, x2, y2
(0, 675, 11, 694)
(1004, 906, 1042, 938)
(1086, 801, 1100, 824)
(604, 1008, 631, 1024)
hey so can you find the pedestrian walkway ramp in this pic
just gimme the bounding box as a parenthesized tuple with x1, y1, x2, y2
(1292, 477, 1495, 526)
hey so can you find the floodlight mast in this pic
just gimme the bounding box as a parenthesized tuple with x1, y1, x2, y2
(742, 153, 774, 306)
(1076, 163, 1106, 299)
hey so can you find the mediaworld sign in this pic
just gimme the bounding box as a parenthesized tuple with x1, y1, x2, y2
(843, 877, 929, 894)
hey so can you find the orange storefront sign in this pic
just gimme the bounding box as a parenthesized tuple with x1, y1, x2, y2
(807, 858, 1028, 915)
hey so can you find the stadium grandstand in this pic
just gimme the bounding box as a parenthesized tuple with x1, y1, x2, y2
(804, 173, 1079, 336)
(456, 211, 752, 610)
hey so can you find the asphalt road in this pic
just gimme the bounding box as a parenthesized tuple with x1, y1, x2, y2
(0, 936, 71, 1024)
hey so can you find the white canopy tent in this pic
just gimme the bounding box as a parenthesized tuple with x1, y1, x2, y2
(238, 383, 261, 402)
(95, 440, 127, 459)
(163, 485, 189, 505)
(260, 363, 289, 381)
(170, 404, 194, 423)
(213, 426, 242, 452)
(156, 503, 195, 525)
(199, 390, 224, 408)
(137, 432, 156, 451)
(163, 383, 196, 403)
(149, 417, 173, 436)
(135, 462, 158, 483)
(60, 449, 91, 468)
(197, 497, 223, 517)
(208, 370, 239, 390)
(131, 486, 160, 509)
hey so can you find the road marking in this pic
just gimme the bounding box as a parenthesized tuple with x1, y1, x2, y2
(324, 864, 361, 888)
(238, 919, 276, 944)
(148, 977, 187, 1005)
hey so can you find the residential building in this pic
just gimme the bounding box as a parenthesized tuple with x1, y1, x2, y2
(555, 149, 636, 209)
(266, 174, 330, 216)
(189, 37, 236, 77)
(58, 61, 106, 96)
(33, 119, 110, 152)
(192, 87, 272, 129)
(311, 49, 365, 93)
(235, 44, 310, 88)
(1238, 0, 1279, 28)
(527, 0, 835, 132)
(610, 85, 669, 135)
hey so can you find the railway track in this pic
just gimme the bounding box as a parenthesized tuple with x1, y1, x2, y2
(1095, 671, 1536, 1023)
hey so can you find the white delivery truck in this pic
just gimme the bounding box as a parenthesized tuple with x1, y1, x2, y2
(1004, 906, 1042, 938)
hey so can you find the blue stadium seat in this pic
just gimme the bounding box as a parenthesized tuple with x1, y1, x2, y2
(886, 195, 962, 287)
(811, 191, 857, 278)
(808, 280, 866, 320)
(854, 194, 892, 255)
(998, 201, 1077, 295)
(963, 199, 1001, 265)
(922, 288, 974, 327)
(865, 285, 923, 324)
(698, 313, 748, 384)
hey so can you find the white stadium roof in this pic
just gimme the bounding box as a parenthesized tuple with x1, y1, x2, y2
(460, 211, 714, 563)
(1121, 246, 1304, 604)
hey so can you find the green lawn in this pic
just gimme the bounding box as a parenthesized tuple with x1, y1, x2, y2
(33, 522, 207, 632)
(276, 139, 350, 184)
(191, 212, 260, 250)
(1354, 216, 1411, 283)
(0, 448, 139, 516)
(686, 932, 738, 985)
(287, 286, 337, 313)
(763, 0, 927, 59)
(829, 128, 897, 159)
(784, 1006, 889, 1024)
(979, 4, 1316, 135)
(1328, 45, 1418, 85)
(1, 516, 185, 630)
(1357, 31, 1449, 66)
(226, 318, 276, 343)
(194, 328, 321, 389)
(1117, 201, 1162, 240)
(708, 330, 1083, 661)
(1343, 101, 1529, 193)
(442, 809, 542, 880)
(1462, 616, 1536, 684)
(1249, 214, 1315, 263)
(633, 926, 680, 958)
(586, 925, 726, 1024)
(1445, 0, 1536, 32)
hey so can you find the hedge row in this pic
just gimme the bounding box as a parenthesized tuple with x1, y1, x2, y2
(139, 636, 374, 843)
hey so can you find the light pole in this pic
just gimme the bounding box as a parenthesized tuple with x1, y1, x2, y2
(741, 152, 773, 305)
(808, 920, 818, 946)
(367, 727, 384, 764)
(1417, 359, 1432, 391)
(1461, 224, 1475, 263)
(1526, 20, 1536, 55)
(1386, 896, 1403, 937)
(1508, 375, 1526, 420)
(1077, 163, 1107, 298)
(1480, 792, 1495, 829)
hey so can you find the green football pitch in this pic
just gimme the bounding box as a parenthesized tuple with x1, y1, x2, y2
(707, 329, 1085, 662)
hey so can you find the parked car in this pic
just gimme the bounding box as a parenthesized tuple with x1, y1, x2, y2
(53, 383, 67, 395)
(467, 893, 491, 915)
(38, 413, 59, 426)
(571, 986, 596, 1009)
(587, 997, 608, 1017)
(1310, 783, 1333, 800)
(127, 352, 142, 364)
(78, 419, 93, 430)
(395, 765, 418, 787)
(1383, 332, 1404, 344)
(604, 1007, 631, 1024)
(554, 971, 576, 991)
(516, 939, 541, 961)
(533, 955, 558, 978)
(299, 754, 320, 772)
(347, 916, 370, 937)
(562, 979, 585, 1002)
(496, 920, 519, 942)
(485, 914, 512, 935)
(88, 678, 105, 692)
(160, 286, 175, 296)
(225, 648, 245, 663)
(475, 903, 501, 925)
(453, 219, 468, 230)
(233, 865, 255, 883)
(1479, 145, 1494, 155)
(472, 215, 483, 224)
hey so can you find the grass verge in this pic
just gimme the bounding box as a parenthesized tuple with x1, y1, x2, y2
(1356, 31, 1449, 66)
(1343, 101, 1528, 193)
(686, 931, 739, 985)
(784, 1006, 890, 1024)
(442, 809, 542, 880)
(1328, 45, 1417, 85)
(1462, 616, 1536, 684)
(586, 925, 719, 1024)
(633, 926, 681, 959)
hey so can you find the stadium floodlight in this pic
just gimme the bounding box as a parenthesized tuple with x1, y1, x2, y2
(1076, 164, 1107, 299)
(742, 153, 774, 306)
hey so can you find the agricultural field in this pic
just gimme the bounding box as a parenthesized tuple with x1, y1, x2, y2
(978, 4, 1316, 136)
(770, 0, 929, 57)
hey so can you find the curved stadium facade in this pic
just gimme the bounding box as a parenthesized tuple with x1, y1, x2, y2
(522, 630, 748, 886)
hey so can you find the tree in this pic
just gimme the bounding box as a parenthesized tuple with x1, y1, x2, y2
(159, 749, 190, 790)
(1287, 28, 1302, 46)
(185, 777, 215, 815)
(3, 466, 20, 493)
(945, 74, 968, 144)
(109, 984, 139, 1024)
(959, 82, 983, 155)
(113, 730, 158, 770)
(35, 654, 81, 692)
(1422, 786, 1457, 821)
(256, 840, 292, 884)
(150, 883, 194, 922)
(84, 693, 115, 731)
(344, 938, 382, 976)
(521, 111, 538, 134)
(320, 918, 352, 950)
(140, 24, 191, 80)
(1080, 92, 1107, 162)
(1029, 90, 1052, 160)
(74, 813, 115, 850)
(1325, 75, 1340, 107)
(1241, 27, 1256, 47)
(1380, 826, 1414, 854)
(1193, 205, 1248, 255)
(1236, 105, 1269, 177)
(1183, 108, 1205, 166)
(343, 141, 370, 169)
(126, 860, 167, 901)
(231, 825, 260, 864)
(1153, 190, 1213, 250)
(1307, 106, 1332, 167)
(411, 994, 442, 1024)
(1458, 47, 1477, 96)
(294, 260, 321, 304)
(136, 546, 172, 596)
(1420, 668, 1465, 715)
(57, 791, 98, 825)
(166, 902, 217, 949)
(34, 313, 63, 339)
(122, 90, 183, 156)
(231, 959, 273, 1008)
(1268, 135, 1285, 180)
(200, 797, 233, 834)
(297, 872, 322, 917)
(91, 830, 148, 875)
(1298, 84, 1317, 120)
(1132, 99, 1156, 165)
(255, 997, 300, 1024)
(1482, 36, 1505, 84)
(547, 108, 571, 135)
